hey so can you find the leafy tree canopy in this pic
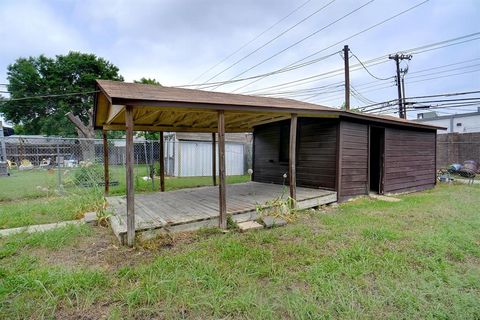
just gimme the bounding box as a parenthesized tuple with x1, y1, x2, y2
(134, 77, 161, 85)
(0, 52, 123, 136)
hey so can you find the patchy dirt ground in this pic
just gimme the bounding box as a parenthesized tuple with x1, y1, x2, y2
(31, 226, 153, 271)
(32, 225, 208, 272)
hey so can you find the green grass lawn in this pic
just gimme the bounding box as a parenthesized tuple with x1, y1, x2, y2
(0, 165, 250, 202)
(0, 183, 479, 319)
(0, 170, 250, 229)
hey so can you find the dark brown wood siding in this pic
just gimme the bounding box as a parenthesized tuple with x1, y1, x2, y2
(297, 118, 337, 189)
(252, 121, 288, 185)
(252, 118, 337, 189)
(339, 121, 369, 199)
(383, 127, 436, 193)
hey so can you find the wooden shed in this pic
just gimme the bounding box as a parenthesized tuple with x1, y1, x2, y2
(252, 116, 438, 201)
(93, 80, 440, 245)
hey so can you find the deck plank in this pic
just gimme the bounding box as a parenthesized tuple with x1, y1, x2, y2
(108, 181, 336, 238)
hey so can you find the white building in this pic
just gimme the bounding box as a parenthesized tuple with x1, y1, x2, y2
(415, 109, 480, 134)
(112, 132, 251, 177)
(166, 132, 251, 177)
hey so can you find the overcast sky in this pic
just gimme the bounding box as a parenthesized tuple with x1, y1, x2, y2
(0, 0, 479, 124)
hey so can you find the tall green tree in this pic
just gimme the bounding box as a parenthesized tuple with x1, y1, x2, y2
(134, 77, 161, 85)
(0, 52, 123, 136)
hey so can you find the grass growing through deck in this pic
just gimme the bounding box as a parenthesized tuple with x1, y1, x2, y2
(0, 183, 479, 319)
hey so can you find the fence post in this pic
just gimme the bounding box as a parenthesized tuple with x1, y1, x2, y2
(102, 131, 110, 195)
(56, 140, 63, 193)
(0, 121, 6, 162)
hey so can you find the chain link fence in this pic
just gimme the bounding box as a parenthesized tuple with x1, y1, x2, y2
(0, 135, 252, 201)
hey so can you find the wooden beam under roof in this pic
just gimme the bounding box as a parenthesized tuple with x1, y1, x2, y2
(105, 105, 125, 124)
(103, 124, 252, 133)
(134, 109, 162, 123)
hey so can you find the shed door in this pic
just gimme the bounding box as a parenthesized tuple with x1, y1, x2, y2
(369, 127, 385, 194)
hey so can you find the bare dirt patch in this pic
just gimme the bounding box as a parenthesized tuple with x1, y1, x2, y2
(32, 226, 155, 271)
(32, 226, 205, 272)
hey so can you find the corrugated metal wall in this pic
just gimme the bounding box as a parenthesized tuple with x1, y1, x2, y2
(174, 141, 245, 177)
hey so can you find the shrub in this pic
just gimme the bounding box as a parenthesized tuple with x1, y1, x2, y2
(73, 162, 105, 186)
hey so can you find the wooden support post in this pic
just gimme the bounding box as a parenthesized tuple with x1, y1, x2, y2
(102, 130, 109, 196)
(159, 131, 165, 192)
(336, 121, 344, 202)
(125, 106, 135, 247)
(212, 132, 217, 186)
(289, 114, 297, 205)
(218, 110, 227, 229)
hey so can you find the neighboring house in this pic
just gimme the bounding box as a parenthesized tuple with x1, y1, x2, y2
(415, 108, 480, 133)
(2, 126, 14, 137)
(3, 135, 77, 165)
(109, 133, 251, 177)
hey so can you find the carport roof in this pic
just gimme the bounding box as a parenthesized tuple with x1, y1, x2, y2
(94, 80, 442, 132)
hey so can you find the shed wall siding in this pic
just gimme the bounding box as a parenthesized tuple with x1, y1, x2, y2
(252, 118, 337, 189)
(339, 121, 369, 199)
(383, 127, 436, 193)
(297, 119, 337, 189)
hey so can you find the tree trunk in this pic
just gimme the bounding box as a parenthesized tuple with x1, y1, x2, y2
(66, 110, 95, 162)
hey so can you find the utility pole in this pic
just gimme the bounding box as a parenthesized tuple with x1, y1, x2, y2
(343, 45, 350, 111)
(389, 53, 412, 119)
(401, 75, 407, 118)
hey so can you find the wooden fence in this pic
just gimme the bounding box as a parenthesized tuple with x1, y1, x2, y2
(437, 133, 480, 168)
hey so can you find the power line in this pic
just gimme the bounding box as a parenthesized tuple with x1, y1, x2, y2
(351, 85, 379, 104)
(189, 0, 314, 84)
(246, 32, 480, 95)
(0, 90, 99, 103)
(349, 50, 392, 81)
(359, 68, 480, 112)
(361, 88, 480, 113)
(408, 63, 480, 79)
(177, 51, 340, 89)
(255, 82, 344, 97)
(308, 82, 395, 103)
(409, 57, 480, 75)
(258, 78, 393, 101)
(199, 0, 337, 85)
(408, 68, 480, 84)
(211, 0, 375, 91)
(404, 90, 480, 100)
(242, 59, 389, 94)
(232, 0, 430, 93)
(377, 102, 480, 115)
(407, 97, 480, 104)
(177, 30, 479, 93)
(407, 34, 480, 54)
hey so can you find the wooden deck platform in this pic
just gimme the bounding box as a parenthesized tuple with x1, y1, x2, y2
(107, 182, 337, 244)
